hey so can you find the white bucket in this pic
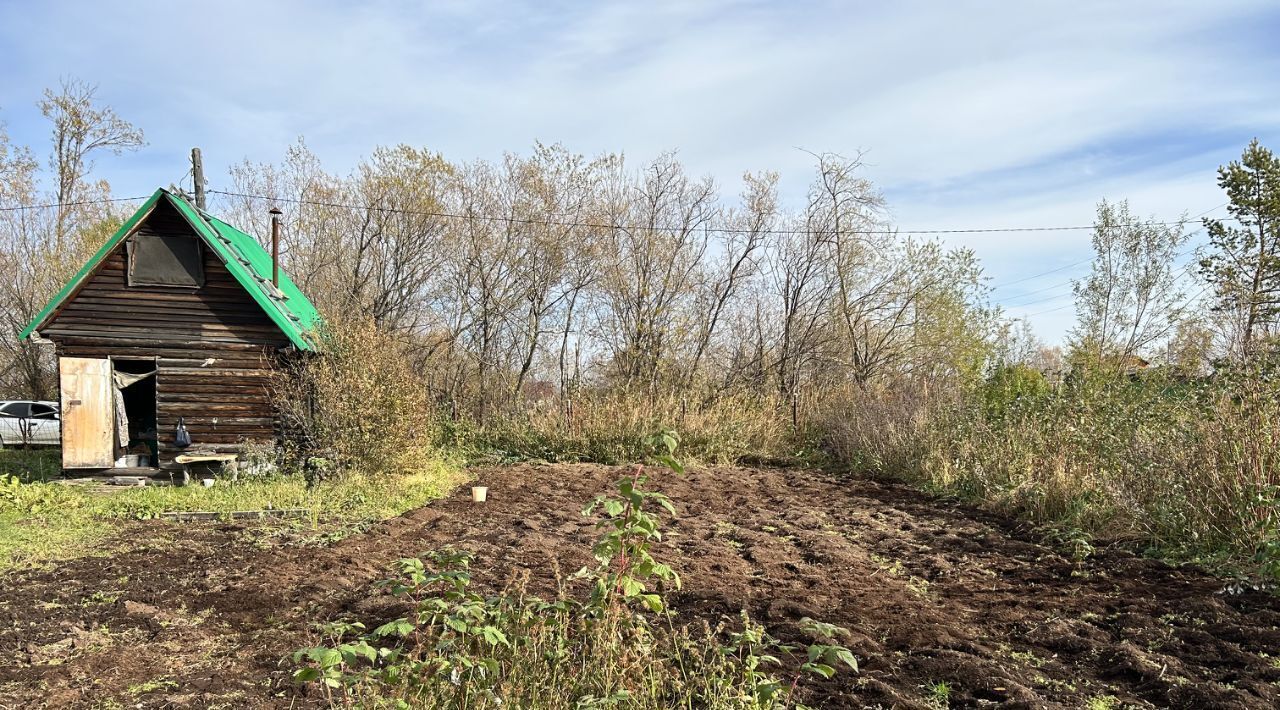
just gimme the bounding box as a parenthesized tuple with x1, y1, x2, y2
(201, 478, 215, 488)
(471, 486, 488, 503)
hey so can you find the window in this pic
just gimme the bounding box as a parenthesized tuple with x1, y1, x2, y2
(0, 403, 30, 418)
(127, 233, 205, 288)
(29, 404, 57, 420)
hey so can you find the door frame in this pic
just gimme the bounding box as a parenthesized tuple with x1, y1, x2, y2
(110, 356, 159, 465)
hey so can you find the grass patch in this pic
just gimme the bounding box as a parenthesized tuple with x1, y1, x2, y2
(0, 448, 61, 482)
(0, 510, 113, 572)
(0, 459, 464, 573)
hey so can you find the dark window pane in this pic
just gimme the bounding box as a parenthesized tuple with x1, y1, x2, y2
(128, 234, 205, 288)
(1, 402, 31, 417)
(30, 404, 56, 419)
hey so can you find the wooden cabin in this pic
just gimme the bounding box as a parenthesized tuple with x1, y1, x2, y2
(20, 188, 319, 474)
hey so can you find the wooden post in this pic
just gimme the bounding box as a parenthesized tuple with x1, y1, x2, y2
(269, 207, 282, 288)
(791, 392, 799, 430)
(191, 148, 206, 211)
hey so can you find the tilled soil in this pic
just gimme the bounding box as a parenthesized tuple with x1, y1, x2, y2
(1, 464, 1279, 708)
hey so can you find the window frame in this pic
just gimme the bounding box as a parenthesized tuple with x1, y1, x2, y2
(29, 404, 58, 420)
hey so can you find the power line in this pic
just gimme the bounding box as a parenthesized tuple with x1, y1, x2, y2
(988, 202, 1228, 291)
(1015, 261, 1212, 319)
(997, 234, 1208, 308)
(1, 186, 1220, 240)
(1023, 302, 1075, 318)
(0, 195, 151, 213)
(990, 256, 1095, 290)
(1007, 258, 1204, 312)
(0, 188, 1232, 318)
(207, 188, 1217, 237)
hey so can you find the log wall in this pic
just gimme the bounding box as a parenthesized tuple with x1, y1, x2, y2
(40, 199, 292, 465)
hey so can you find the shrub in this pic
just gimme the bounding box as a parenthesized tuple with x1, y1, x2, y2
(276, 318, 444, 481)
(820, 367, 1280, 579)
(980, 364, 1049, 420)
(459, 389, 794, 466)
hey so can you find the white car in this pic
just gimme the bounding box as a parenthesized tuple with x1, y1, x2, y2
(0, 400, 60, 446)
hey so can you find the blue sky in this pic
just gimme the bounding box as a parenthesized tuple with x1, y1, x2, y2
(2, 0, 1279, 343)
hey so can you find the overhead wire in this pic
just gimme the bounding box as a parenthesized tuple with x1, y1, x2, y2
(0, 189, 1234, 322)
(989, 201, 1228, 291)
(1016, 260, 1212, 319)
(998, 235, 1207, 309)
(0, 195, 152, 213)
(1, 188, 1225, 239)
(206, 188, 1218, 238)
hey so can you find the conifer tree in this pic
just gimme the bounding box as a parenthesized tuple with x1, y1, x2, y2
(1199, 139, 1280, 356)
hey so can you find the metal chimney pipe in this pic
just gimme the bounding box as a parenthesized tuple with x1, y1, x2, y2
(269, 207, 282, 288)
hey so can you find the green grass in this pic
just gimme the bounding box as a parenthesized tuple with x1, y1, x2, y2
(0, 448, 61, 482)
(0, 458, 464, 572)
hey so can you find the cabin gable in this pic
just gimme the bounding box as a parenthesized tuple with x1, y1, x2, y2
(40, 198, 292, 348)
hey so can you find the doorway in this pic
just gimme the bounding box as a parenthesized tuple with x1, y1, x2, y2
(112, 358, 158, 466)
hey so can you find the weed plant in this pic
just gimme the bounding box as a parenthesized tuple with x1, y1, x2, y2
(292, 434, 857, 708)
(452, 389, 796, 466)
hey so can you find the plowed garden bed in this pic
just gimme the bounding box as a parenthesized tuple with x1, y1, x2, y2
(1, 464, 1279, 708)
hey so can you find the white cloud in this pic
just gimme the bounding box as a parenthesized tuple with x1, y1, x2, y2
(1, 0, 1278, 343)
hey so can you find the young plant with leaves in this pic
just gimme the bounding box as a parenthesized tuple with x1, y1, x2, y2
(291, 430, 858, 708)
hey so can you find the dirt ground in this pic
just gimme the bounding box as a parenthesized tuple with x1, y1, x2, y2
(1, 464, 1279, 709)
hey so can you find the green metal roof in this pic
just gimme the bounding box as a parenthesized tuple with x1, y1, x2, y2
(20, 188, 321, 351)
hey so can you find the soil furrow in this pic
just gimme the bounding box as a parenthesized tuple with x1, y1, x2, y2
(0, 464, 1277, 708)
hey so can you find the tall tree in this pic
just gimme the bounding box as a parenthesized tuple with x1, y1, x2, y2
(595, 154, 715, 394)
(0, 81, 143, 398)
(1071, 199, 1189, 365)
(1198, 139, 1280, 357)
(39, 78, 144, 249)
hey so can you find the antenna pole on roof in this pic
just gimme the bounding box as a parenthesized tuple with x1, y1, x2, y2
(270, 206, 282, 288)
(191, 147, 206, 211)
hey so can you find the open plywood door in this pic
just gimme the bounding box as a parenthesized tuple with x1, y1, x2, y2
(59, 357, 114, 469)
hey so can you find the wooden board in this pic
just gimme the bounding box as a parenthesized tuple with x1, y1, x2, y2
(59, 357, 114, 469)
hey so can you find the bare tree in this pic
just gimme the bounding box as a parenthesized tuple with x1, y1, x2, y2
(594, 154, 716, 394)
(39, 78, 144, 249)
(0, 81, 143, 397)
(686, 171, 775, 385)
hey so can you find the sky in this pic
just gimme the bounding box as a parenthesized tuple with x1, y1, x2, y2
(2, 0, 1279, 343)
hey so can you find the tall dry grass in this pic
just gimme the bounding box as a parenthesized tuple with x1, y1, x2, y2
(457, 389, 796, 465)
(819, 368, 1280, 574)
